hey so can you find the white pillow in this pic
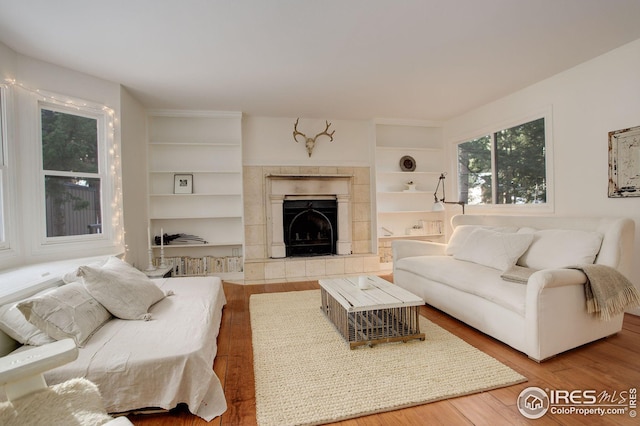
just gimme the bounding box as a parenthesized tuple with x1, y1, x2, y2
(454, 228, 534, 271)
(446, 225, 478, 256)
(446, 225, 518, 256)
(17, 282, 111, 347)
(78, 257, 167, 321)
(517, 229, 603, 270)
(0, 289, 57, 346)
(62, 258, 109, 284)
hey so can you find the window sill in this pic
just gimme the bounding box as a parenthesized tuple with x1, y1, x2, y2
(0, 254, 120, 304)
(464, 203, 554, 215)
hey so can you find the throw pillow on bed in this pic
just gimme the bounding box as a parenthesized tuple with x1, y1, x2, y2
(62, 258, 108, 284)
(0, 288, 57, 346)
(453, 227, 534, 271)
(77, 256, 167, 321)
(17, 282, 112, 347)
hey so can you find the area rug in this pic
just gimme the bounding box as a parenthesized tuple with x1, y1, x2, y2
(250, 289, 526, 426)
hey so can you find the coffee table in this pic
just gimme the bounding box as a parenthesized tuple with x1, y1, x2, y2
(319, 275, 425, 348)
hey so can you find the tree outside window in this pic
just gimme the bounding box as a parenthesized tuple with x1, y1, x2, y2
(458, 118, 546, 205)
(41, 107, 102, 237)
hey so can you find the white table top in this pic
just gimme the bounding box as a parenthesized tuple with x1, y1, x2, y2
(319, 275, 424, 312)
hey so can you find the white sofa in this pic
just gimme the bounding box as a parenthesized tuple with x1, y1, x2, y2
(392, 215, 635, 362)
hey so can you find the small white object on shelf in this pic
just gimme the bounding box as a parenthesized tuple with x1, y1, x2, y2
(404, 182, 417, 192)
(145, 248, 157, 272)
(145, 226, 156, 271)
(159, 228, 167, 268)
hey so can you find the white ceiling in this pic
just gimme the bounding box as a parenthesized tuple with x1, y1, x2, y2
(1, 0, 640, 121)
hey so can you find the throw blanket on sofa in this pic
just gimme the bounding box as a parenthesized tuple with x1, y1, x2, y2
(571, 264, 640, 321)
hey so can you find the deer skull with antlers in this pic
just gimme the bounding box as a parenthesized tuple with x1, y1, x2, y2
(293, 118, 335, 157)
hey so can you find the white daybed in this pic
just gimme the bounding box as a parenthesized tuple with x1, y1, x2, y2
(0, 259, 227, 422)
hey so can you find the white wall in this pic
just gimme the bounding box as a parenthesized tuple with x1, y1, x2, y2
(243, 116, 373, 167)
(0, 42, 17, 79)
(120, 87, 148, 269)
(444, 38, 640, 314)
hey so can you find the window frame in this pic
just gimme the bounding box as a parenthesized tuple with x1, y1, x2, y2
(38, 102, 107, 243)
(24, 91, 122, 259)
(452, 108, 554, 213)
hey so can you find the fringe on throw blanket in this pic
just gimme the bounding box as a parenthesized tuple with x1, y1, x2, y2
(570, 264, 640, 321)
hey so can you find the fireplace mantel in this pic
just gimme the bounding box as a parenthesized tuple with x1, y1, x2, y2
(265, 173, 353, 258)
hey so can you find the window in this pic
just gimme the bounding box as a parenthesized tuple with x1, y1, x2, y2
(40, 105, 105, 239)
(457, 117, 548, 206)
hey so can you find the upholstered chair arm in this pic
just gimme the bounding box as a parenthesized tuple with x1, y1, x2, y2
(392, 240, 447, 262)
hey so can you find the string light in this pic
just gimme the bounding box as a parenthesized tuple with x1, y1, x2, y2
(4, 78, 126, 254)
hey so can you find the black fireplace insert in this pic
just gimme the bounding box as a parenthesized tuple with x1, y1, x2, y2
(283, 199, 337, 257)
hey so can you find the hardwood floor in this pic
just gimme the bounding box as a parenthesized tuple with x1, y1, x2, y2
(128, 278, 640, 425)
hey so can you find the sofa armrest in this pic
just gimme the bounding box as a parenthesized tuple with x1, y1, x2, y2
(392, 240, 447, 262)
(527, 268, 587, 291)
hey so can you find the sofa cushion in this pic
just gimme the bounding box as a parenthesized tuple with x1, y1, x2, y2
(394, 256, 527, 316)
(453, 228, 534, 271)
(78, 256, 167, 320)
(517, 229, 603, 269)
(17, 282, 112, 347)
(446, 225, 518, 256)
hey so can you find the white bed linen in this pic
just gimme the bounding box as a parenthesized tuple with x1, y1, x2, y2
(39, 276, 227, 421)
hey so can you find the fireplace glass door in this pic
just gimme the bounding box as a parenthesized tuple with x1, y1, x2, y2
(283, 199, 337, 257)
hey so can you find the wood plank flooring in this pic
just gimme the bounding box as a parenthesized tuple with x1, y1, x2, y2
(128, 278, 640, 425)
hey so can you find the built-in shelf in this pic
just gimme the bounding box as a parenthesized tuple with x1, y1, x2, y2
(147, 110, 244, 278)
(374, 120, 445, 266)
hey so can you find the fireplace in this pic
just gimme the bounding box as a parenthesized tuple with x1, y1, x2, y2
(265, 173, 353, 258)
(283, 199, 337, 257)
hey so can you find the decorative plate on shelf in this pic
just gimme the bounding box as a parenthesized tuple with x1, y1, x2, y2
(399, 155, 416, 172)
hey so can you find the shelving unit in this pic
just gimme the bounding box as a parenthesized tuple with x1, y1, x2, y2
(374, 120, 445, 269)
(147, 110, 244, 279)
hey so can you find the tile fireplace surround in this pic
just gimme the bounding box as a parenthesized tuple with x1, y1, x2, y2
(240, 166, 380, 284)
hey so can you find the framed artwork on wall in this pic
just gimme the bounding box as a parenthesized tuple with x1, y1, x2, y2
(608, 125, 640, 198)
(174, 174, 193, 194)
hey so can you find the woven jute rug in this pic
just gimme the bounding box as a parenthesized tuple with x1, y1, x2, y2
(250, 289, 526, 426)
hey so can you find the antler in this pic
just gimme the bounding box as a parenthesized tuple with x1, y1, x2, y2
(293, 118, 306, 143)
(315, 120, 335, 142)
(292, 118, 335, 157)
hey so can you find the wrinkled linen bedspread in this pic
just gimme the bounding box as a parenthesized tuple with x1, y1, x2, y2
(41, 276, 227, 421)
